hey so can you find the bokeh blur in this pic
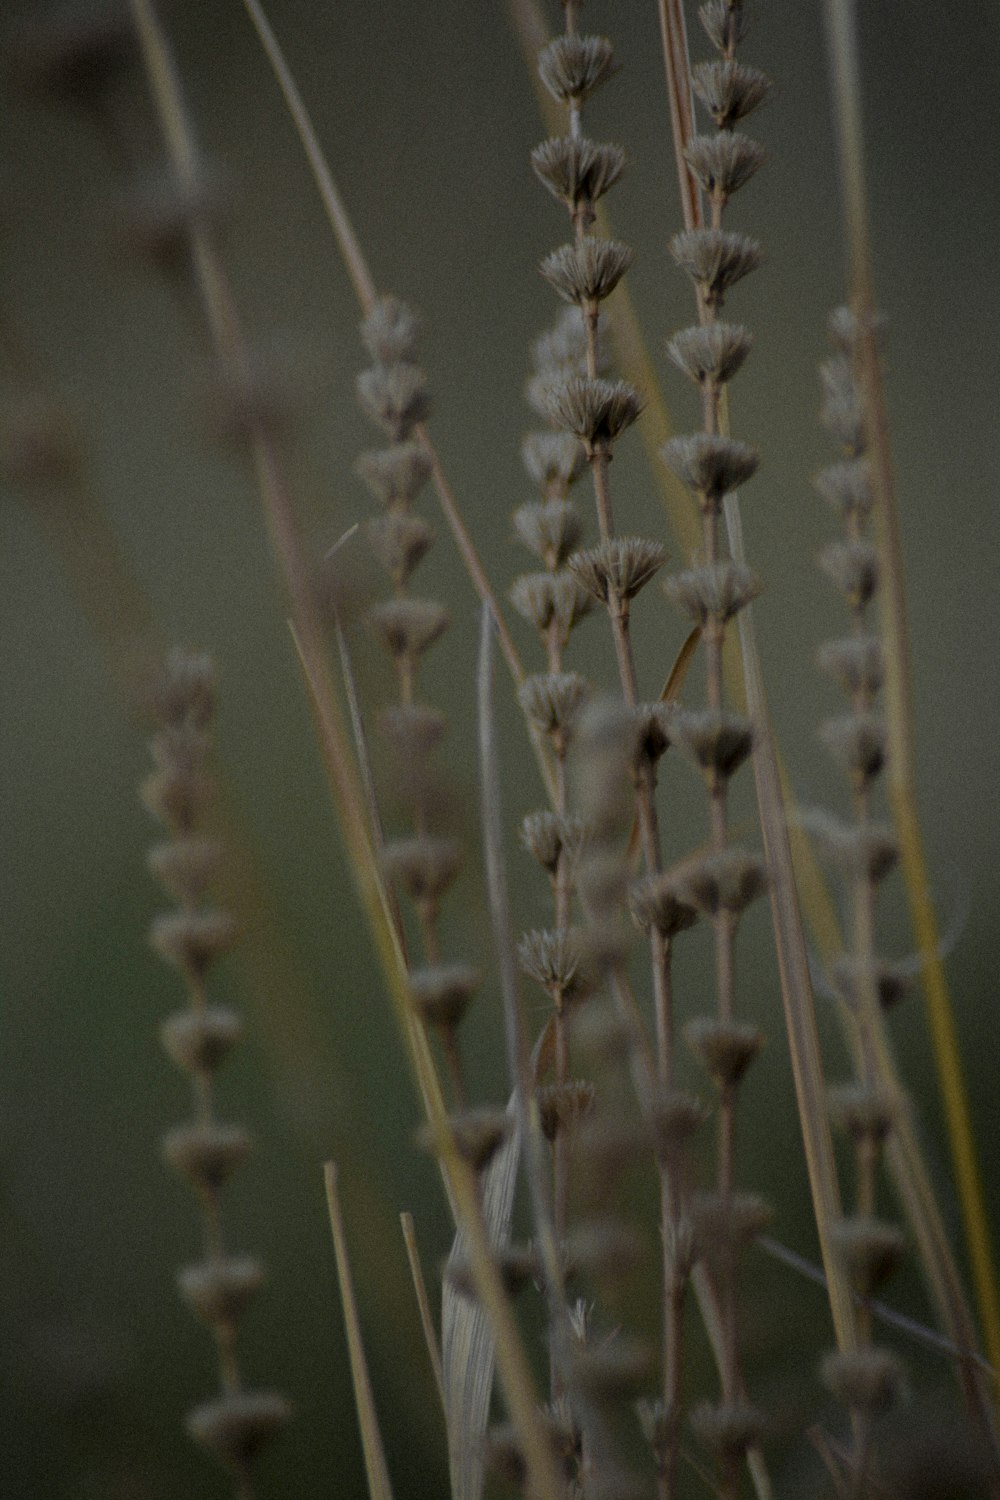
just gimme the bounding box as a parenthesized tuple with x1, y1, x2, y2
(3, 1, 1000, 1495)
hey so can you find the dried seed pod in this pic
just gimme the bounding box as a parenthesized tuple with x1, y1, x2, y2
(518, 927, 590, 1003)
(531, 305, 593, 376)
(518, 672, 590, 739)
(151, 647, 217, 729)
(550, 573, 595, 639)
(651, 1089, 707, 1160)
(829, 1216, 906, 1297)
(819, 354, 864, 453)
(813, 457, 872, 522)
(532, 136, 626, 221)
(544, 376, 644, 455)
(667, 323, 753, 387)
(818, 539, 879, 608)
(409, 962, 480, 1029)
(686, 1015, 765, 1088)
(382, 836, 462, 906)
(578, 849, 629, 916)
(569, 536, 667, 604)
(672, 707, 753, 781)
(571, 1334, 653, 1399)
(446, 1242, 538, 1300)
(368, 597, 449, 661)
(366, 513, 434, 587)
(690, 1400, 766, 1462)
(633, 702, 674, 764)
(629, 872, 699, 939)
(520, 810, 566, 873)
(537, 1080, 596, 1141)
(186, 1390, 291, 1471)
(671, 847, 767, 916)
(820, 712, 886, 783)
(820, 1348, 903, 1415)
(662, 432, 759, 508)
(828, 1082, 898, 1144)
(665, 560, 762, 626)
(699, 0, 749, 54)
(360, 295, 421, 366)
(670, 228, 762, 309)
(572, 698, 640, 837)
(684, 131, 765, 203)
(513, 498, 583, 567)
(829, 955, 911, 1011)
(537, 34, 617, 104)
(148, 836, 223, 904)
(162, 1122, 253, 1191)
(638, 1398, 680, 1474)
(418, 1107, 510, 1173)
(691, 1189, 772, 1268)
(160, 1007, 243, 1075)
(803, 810, 898, 884)
(149, 909, 238, 977)
(540, 238, 634, 308)
(178, 1256, 265, 1327)
(354, 441, 432, 509)
(356, 363, 430, 441)
(521, 431, 587, 490)
(692, 59, 771, 128)
(510, 572, 560, 632)
(378, 702, 448, 757)
(816, 635, 883, 697)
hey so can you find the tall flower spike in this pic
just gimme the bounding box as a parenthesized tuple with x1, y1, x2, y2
(143, 650, 289, 1481)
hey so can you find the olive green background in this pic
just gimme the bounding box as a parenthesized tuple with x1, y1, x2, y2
(3, 1, 1000, 1495)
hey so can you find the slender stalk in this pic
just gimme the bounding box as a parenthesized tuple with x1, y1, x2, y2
(823, 0, 1000, 1403)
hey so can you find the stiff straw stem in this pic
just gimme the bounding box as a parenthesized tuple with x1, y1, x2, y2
(652, 1, 861, 1372)
(128, 7, 564, 1493)
(400, 1212, 447, 1414)
(822, 0, 1000, 1403)
(325, 1163, 395, 1500)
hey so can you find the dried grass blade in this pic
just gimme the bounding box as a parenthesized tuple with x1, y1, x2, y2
(443, 1120, 521, 1500)
(325, 1162, 396, 1500)
(400, 1212, 446, 1414)
(823, 0, 1000, 1408)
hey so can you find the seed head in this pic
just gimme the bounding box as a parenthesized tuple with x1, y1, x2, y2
(629, 872, 699, 938)
(186, 1390, 291, 1471)
(540, 238, 634, 309)
(671, 847, 767, 916)
(354, 441, 432, 508)
(514, 496, 584, 568)
(178, 1256, 264, 1328)
(818, 539, 879, 608)
(672, 707, 753, 781)
(544, 376, 643, 455)
(816, 635, 883, 697)
(692, 59, 771, 128)
(666, 322, 753, 388)
(698, 0, 749, 55)
(662, 432, 759, 508)
(538, 34, 617, 104)
(685, 131, 765, 203)
(162, 1121, 253, 1192)
(382, 836, 462, 905)
(569, 537, 666, 604)
(820, 1348, 903, 1415)
(686, 1015, 765, 1088)
(356, 363, 430, 441)
(670, 228, 762, 309)
(409, 962, 479, 1029)
(813, 457, 873, 522)
(665, 561, 762, 626)
(532, 136, 626, 219)
(521, 431, 587, 491)
(368, 597, 449, 661)
(360, 295, 421, 366)
(160, 1006, 243, 1075)
(519, 672, 590, 739)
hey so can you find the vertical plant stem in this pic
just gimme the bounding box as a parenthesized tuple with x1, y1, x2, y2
(823, 0, 1000, 1407)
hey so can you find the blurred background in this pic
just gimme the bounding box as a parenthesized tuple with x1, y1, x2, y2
(3, 0, 1000, 1494)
